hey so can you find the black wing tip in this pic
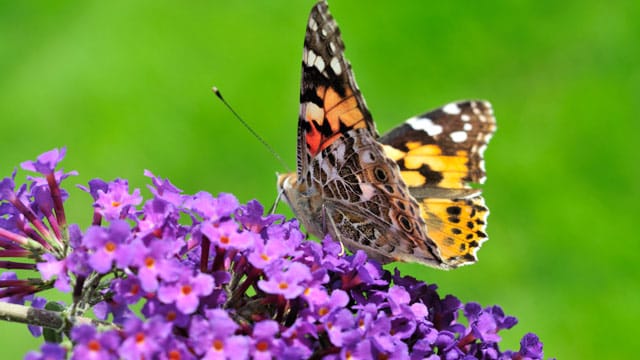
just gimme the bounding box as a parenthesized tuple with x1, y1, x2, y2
(310, 0, 330, 17)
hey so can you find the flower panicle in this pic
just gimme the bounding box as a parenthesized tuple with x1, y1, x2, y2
(1, 149, 548, 360)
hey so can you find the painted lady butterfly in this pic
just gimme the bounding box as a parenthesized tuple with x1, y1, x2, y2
(277, 1, 496, 269)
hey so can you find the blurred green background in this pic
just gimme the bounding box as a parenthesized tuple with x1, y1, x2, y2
(1, 0, 638, 358)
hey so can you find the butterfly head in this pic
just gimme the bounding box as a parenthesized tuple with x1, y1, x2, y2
(277, 172, 328, 241)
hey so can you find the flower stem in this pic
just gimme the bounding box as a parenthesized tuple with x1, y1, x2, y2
(46, 173, 68, 239)
(0, 261, 37, 270)
(9, 197, 54, 251)
(200, 236, 211, 273)
(0, 301, 119, 332)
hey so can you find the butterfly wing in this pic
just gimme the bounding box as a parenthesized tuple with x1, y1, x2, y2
(380, 101, 496, 266)
(297, 0, 377, 178)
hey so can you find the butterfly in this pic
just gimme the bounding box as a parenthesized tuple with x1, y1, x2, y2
(277, 1, 496, 269)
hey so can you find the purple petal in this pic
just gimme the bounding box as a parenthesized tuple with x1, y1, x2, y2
(20, 148, 66, 175)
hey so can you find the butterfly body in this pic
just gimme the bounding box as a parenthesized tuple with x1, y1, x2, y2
(278, 1, 496, 269)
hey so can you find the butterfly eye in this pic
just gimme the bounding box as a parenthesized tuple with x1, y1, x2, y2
(374, 167, 388, 182)
(397, 214, 413, 232)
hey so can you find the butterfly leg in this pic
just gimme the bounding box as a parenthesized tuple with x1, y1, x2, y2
(321, 204, 346, 256)
(268, 186, 286, 215)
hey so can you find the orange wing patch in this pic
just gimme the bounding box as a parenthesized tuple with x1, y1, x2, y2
(383, 144, 470, 189)
(419, 195, 488, 265)
(303, 85, 368, 156)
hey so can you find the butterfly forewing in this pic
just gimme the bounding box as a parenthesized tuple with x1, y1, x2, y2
(298, 0, 376, 172)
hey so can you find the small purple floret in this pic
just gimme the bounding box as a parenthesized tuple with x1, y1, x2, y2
(20, 147, 66, 175)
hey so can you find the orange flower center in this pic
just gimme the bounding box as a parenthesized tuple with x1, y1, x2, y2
(105, 241, 116, 252)
(220, 236, 230, 245)
(279, 282, 289, 290)
(256, 340, 269, 352)
(181, 285, 192, 295)
(213, 339, 224, 351)
(135, 332, 145, 344)
(88, 339, 101, 352)
(130, 284, 140, 295)
(168, 350, 181, 360)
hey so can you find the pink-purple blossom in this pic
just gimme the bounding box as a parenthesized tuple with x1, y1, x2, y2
(1, 149, 549, 359)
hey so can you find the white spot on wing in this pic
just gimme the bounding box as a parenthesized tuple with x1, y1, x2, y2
(463, 123, 472, 131)
(407, 117, 443, 136)
(478, 144, 488, 155)
(360, 183, 377, 201)
(334, 141, 346, 161)
(321, 159, 333, 176)
(482, 101, 493, 114)
(330, 57, 342, 75)
(461, 114, 470, 122)
(315, 56, 325, 72)
(450, 131, 468, 143)
(361, 149, 376, 164)
(329, 41, 337, 54)
(443, 103, 461, 115)
(309, 18, 318, 31)
(306, 49, 317, 67)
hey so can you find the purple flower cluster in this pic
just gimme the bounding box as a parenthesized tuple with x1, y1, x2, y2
(0, 149, 547, 359)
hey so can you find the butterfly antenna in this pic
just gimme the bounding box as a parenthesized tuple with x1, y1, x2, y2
(212, 86, 290, 172)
